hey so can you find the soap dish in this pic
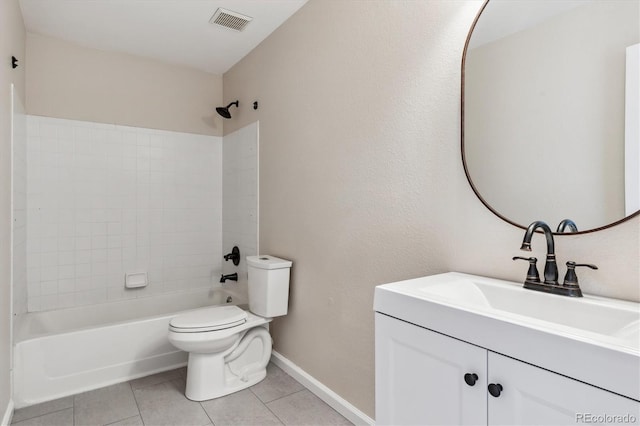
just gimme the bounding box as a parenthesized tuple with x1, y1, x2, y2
(125, 272, 148, 289)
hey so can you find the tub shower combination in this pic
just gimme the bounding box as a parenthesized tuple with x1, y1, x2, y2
(12, 117, 259, 408)
(13, 287, 246, 407)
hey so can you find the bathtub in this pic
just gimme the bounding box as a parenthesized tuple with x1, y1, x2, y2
(13, 287, 247, 408)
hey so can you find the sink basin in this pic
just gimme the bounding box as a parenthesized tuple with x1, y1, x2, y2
(374, 272, 640, 400)
(415, 277, 640, 345)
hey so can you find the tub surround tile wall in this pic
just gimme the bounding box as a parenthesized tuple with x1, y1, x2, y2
(13, 93, 28, 317)
(25, 116, 223, 312)
(222, 122, 259, 295)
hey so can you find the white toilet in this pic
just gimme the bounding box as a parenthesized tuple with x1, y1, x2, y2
(168, 255, 292, 401)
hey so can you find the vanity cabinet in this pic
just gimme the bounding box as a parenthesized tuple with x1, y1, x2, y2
(488, 352, 639, 425)
(375, 312, 487, 425)
(375, 313, 487, 425)
(375, 313, 640, 426)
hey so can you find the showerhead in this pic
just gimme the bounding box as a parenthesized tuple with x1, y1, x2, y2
(216, 101, 239, 119)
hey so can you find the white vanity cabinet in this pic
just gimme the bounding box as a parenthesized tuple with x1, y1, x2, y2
(375, 313, 640, 426)
(375, 313, 487, 425)
(488, 352, 640, 425)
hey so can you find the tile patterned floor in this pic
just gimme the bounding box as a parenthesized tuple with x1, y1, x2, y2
(11, 363, 353, 426)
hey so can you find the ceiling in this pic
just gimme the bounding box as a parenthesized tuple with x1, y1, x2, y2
(19, 0, 308, 74)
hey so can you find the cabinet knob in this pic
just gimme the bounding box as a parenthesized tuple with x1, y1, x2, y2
(464, 373, 478, 386)
(488, 383, 503, 397)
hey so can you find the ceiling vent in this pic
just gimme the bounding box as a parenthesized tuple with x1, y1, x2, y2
(209, 8, 253, 32)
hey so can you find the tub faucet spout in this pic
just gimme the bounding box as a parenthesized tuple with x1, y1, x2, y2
(520, 221, 558, 284)
(220, 273, 238, 283)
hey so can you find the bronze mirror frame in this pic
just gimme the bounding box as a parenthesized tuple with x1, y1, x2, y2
(460, 0, 640, 235)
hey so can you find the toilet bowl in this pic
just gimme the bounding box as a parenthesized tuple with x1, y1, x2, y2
(168, 255, 292, 401)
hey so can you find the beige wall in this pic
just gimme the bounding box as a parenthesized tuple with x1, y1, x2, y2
(26, 34, 223, 136)
(224, 0, 639, 418)
(0, 0, 26, 416)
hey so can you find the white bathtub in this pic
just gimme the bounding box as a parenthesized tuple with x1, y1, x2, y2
(13, 287, 247, 408)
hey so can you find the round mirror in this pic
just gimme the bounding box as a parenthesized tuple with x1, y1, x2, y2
(462, 0, 640, 234)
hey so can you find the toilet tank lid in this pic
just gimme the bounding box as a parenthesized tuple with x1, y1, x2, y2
(247, 255, 293, 270)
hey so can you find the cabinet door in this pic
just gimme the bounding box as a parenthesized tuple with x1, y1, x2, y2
(375, 313, 487, 425)
(488, 352, 640, 425)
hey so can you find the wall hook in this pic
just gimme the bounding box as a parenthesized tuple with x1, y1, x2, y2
(11, 56, 18, 69)
(253, 101, 258, 110)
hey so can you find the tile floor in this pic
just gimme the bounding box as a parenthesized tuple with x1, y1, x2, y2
(11, 363, 353, 426)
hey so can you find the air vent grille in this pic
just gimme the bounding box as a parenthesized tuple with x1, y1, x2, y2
(209, 8, 252, 32)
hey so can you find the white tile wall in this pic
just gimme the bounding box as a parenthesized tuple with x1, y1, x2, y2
(13, 92, 28, 315)
(222, 122, 259, 295)
(26, 116, 223, 311)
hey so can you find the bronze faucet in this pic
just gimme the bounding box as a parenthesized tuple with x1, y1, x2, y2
(520, 221, 558, 284)
(513, 221, 597, 297)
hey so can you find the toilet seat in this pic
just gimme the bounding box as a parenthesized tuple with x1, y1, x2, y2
(169, 305, 248, 333)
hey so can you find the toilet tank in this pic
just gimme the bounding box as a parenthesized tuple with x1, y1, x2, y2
(246, 255, 293, 318)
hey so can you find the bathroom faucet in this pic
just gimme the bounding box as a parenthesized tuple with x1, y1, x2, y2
(220, 273, 238, 283)
(515, 221, 597, 297)
(520, 221, 558, 284)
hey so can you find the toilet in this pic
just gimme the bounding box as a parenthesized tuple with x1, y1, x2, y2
(168, 255, 292, 401)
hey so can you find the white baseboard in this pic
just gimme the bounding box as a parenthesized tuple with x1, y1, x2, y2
(1, 399, 14, 426)
(270, 351, 374, 426)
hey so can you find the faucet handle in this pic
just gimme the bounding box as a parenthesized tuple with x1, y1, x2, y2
(512, 256, 540, 282)
(563, 261, 598, 288)
(223, 246, 241, 266)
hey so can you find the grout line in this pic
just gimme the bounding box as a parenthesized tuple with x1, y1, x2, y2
(199, 401, 215, 426)
(247, 382, 267, 403)
(128, 381, 145, 425)
(262, 400, 286, 426)
(128, 370, 183, 391)
(262, 388, 307, 405)
(198, 366, 287, 425)
(247, 386, 262, 401)
(264, 388, 352, 425)
(270, 352, 367, 425)
(98, 383, 142, 426)
(11, 406, 73, 425)
(103, 414, 141, 426)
